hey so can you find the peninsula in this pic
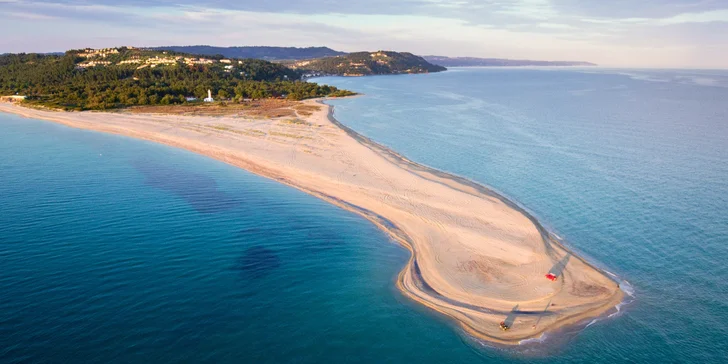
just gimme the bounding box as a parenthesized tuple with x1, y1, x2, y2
(287, 51, 447, 76)
(0, 97, 623, 345)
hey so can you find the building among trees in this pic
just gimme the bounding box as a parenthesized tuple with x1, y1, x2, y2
(203, 89, 214, 102)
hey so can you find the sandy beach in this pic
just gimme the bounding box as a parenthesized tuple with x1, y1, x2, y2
(0, 100, 624, 345)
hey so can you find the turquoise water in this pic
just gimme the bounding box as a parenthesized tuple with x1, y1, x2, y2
(1, 68, 727, 363)
(0, 115, 475, 363)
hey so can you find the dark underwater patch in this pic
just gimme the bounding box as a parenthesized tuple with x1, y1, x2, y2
(237, 226, 281, 237)
(133, 159, 241, 213)
(236, 246, 281, 278)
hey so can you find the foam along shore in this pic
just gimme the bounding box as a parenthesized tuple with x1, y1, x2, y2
(0, 101, 624, 345)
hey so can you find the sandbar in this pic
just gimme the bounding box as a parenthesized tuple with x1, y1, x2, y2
(0, 100, 624, 345)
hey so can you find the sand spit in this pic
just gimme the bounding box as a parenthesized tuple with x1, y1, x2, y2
(0, 101, 624, 345)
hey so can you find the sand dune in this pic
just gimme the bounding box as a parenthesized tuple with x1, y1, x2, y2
(0, 101, 624, 345)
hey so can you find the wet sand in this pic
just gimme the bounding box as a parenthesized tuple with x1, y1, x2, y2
(0, 101, 624, 345)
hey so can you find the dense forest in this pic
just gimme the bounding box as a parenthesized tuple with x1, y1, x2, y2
(290, 51, 446, 76)
(153, 46, 345, 60)
(0, 48, 355, 111)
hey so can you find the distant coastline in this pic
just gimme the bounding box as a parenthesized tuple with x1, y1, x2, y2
(423, 56, 596, 67)
(0, 99, 624, 346)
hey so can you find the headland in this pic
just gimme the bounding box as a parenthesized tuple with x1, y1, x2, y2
(0, 100, 624, 345)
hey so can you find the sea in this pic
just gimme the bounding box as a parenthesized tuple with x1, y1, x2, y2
(1, 68, 727, 363)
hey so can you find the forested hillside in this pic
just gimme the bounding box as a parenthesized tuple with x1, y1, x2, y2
(289, 51, 446, 76)
(0, 47, 354, 111)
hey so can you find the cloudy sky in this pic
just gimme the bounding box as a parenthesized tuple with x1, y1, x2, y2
(2, 0, 727, 68)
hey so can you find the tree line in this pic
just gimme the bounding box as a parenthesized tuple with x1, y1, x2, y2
(0, 52, 355, 111)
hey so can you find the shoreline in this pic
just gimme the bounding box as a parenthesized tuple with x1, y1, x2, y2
(323, 101, 626, 345)
(0, 100, 625, 346)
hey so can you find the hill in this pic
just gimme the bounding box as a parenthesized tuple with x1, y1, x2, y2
(289, 51, 447, 76)
(0, 47, 354, 111)
(152, 46, 345, 61)
(423, 56, 596, 67)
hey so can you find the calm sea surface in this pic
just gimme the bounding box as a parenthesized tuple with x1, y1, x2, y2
(2, 68, 728, 363)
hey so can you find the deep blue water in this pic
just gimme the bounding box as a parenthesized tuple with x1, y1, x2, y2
(1, 68, 727, 363)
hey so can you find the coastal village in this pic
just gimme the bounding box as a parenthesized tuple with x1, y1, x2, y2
(75, 47, 241, 71)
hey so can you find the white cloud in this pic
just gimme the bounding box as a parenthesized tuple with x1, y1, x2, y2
(496, 0, 558, 20)
(580, 8, 728, 27)
(537, 22, 576, 30)
(6, 11, 57, 20)
(659, 8, 728, 25)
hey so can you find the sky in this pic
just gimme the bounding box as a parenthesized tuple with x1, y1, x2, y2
(1, 0, 727, 68)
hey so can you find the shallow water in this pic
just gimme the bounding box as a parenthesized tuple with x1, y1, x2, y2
(1, 67, 727, 363)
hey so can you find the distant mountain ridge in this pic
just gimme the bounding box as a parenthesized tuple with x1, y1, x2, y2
(423, 56, 596, 67)
(288, 51, 447, 76)
(152, 46, 345, 60)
